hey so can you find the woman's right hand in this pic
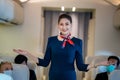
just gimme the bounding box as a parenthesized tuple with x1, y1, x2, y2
(13, 49, 29, 55)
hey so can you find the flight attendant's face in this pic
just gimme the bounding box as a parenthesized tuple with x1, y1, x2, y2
(58, 18, 72, 35)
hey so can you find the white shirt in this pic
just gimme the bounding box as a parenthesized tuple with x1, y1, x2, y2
(96, 66, 107, 74)
(0, 73, 13, 80)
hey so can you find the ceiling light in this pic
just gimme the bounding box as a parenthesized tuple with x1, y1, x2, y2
(61, 6, 65, 11)
(19, 0, 29, 3)
(72, 7, 76, 12)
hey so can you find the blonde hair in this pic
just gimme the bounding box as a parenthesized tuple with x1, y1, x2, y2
(0, 61, 12, 72)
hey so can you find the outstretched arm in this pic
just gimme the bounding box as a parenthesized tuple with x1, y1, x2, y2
(13, 49, 39, 63)
(87, 61, 110, 70)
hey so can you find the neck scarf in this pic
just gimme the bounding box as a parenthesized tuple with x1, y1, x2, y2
(60, 34, 74, 48)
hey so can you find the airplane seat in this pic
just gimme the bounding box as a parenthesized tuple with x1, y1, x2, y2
(0, 55, 44, 80)
(12, 64, 29, 80)
(109, 70, 120, 80)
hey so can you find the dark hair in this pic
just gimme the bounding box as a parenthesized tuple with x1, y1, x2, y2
(108, 56, 120, 67)
(14, 54, 28, 64)
(58, 14, 72, 24)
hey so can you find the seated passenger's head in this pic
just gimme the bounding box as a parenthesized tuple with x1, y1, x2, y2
(108, 56, 120, 68)
(0, 62, 13, 76)
(14, 54, 28, 65)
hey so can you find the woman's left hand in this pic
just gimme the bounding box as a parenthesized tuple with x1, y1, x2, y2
(99, 61, 110, 66)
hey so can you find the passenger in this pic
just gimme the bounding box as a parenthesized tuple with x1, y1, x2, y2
(95, 55, 120, 80)
(0, 61, 13, 80)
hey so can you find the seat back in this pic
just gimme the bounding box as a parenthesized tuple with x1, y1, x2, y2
(109, 70, 120, 80)
(12, 64, 29, 80)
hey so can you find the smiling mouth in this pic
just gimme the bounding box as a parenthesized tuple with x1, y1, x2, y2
(62, 31, 68, 33)
(62, 29, 68, 32)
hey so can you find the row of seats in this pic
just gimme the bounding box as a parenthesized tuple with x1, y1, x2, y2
(0, 55, 43, 80)
(0, 56, 37, 80)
